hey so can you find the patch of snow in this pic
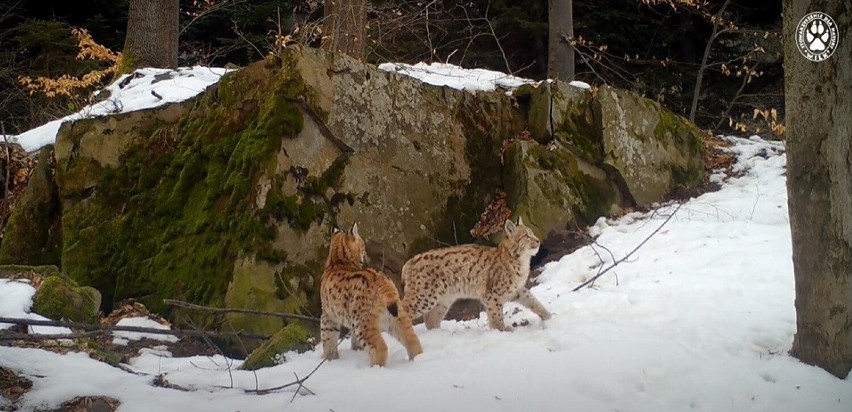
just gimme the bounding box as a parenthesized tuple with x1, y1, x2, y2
(112, 317, 179, 345)
(10, 66, 230, 153)
(378, 62, 535, 92)
(569, 80, 591, 89)
(1, 136, 850, 412)
(0, 279, 72, 335)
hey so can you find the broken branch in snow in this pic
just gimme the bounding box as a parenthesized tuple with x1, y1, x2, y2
(243, 338, 344, 398)
(0, 317, 270, 341)
(572, 203, 682, 292)
(163, 299, 320, 324)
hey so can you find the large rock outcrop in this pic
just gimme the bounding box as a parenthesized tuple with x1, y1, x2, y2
(0, 146, 62, 266)
(34, 46, 703, 346)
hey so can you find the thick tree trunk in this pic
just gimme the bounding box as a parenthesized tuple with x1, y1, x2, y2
(321, 0, 367, 61)
(784, 0, 852, 379)
(547, 0, 574, 80)
(122, 0, 179, 70)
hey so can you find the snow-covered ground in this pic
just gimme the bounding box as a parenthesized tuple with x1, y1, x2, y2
(112, 317, 179, 346)
(10, 67, 229, 152)
(1, 135, 850, 411)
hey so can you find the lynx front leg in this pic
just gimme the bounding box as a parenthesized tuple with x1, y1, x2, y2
(514, 288, 552, 321)
(320, 313, 341, 360)
(484, 295, 512, 332)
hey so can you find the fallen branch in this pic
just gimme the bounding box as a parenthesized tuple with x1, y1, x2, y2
(572, 203, 682, 292)
(0, 317, 270, 341)
(243, 338, 343, 397)
(0, 331, 103, 341)
(163, 299, 320, 324)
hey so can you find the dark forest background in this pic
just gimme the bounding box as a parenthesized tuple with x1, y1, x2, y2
(0, 0, 783, 136)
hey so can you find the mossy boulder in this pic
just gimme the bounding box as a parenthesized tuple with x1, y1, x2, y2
(33, 275, 101, 323)
(526, 81, 703, 208)
(594, 85, 704, 206)
(240, 323, 311, 370)
(50, 45, 704, 348)
(503, 140, 623, 234)
(0, 146, 62, 266)
(527, 81, 599, 160)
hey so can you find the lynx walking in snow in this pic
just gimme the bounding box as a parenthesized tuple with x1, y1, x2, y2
(402, 217, 552, 332)
(320, 223, 423, 367)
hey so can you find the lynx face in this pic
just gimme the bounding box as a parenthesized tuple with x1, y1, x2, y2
(504, 219, 541, 258)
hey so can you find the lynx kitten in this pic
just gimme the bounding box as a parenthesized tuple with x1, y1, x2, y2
(320, 223, 423, 366)
(402, 217, 551, 332)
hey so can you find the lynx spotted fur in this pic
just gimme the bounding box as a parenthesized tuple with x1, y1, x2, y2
(402, 218, 551, 331)
(320, 223, 423, 366)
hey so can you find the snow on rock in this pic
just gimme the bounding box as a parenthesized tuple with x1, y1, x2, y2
(379, 62, 536, 92)
(112, 317, 179, 345)
(1, 135, 851, 411)
(0, 279, 72, 335)
(11, 66, 229, 153)
(378, 62, 593, 93)
(569, 80, 591, 89)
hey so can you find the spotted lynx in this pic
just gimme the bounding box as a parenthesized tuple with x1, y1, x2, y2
(320, 224, 423, 366)
(402, 217, 551, 331)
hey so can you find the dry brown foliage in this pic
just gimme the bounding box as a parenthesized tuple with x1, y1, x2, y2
(470, 189, 512, 239)
(18, 29, 120, 99)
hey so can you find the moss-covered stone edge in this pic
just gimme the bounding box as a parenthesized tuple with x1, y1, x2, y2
(59, 57, 308, 316)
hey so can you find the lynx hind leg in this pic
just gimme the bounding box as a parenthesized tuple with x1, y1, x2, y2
(389, 308, 423, 360)
(401, 275, 441, 321)
(320, 313, 341, 360)
(514, 288, 552, 321)
(423, 301, 450, 330)
(484, 295, 512, 332)
(356, 320, 389, 367)
(350, 331, 363, 351)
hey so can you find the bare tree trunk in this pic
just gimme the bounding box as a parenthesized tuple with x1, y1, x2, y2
(784, 0, 852, 379)
(547, 0, 574, 80)
(122, 0, 179, 71)
(321, 0, 367, 61)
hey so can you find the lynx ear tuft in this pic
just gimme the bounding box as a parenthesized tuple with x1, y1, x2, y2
(351, 222, 359, 236)
(504, 219, 516, 235)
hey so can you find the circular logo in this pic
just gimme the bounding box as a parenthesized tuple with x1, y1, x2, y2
(796, 12, 839, 61)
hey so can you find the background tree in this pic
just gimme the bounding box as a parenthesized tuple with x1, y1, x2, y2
(322, 0, 367, 60)
(548, 0, 574, 80)
(783, 0, 851, 378)
(122, 0, 179, 70)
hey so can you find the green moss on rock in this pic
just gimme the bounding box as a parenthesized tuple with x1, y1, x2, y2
(0, 147, 62, 266)
(58, 58, 308, 314)
(240, 323, 311, 370)
(33, 275, 101, 323)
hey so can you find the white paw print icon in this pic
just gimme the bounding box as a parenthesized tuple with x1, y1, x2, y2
(806, 20, 829, 51)
(796, 12, 838, 61)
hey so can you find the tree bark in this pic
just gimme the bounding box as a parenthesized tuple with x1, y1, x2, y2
(547, 0, 574, 80)
(784, 0, 852, 379)
(122, 0, 179, 71)
(321, 0, 367, 61)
